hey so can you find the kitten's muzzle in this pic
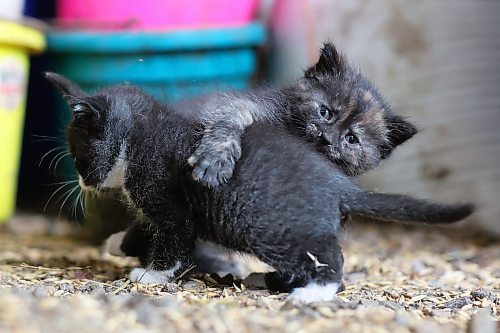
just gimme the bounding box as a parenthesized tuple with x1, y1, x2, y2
(319, 132, 335, 146)
(78, 175, 96, 191)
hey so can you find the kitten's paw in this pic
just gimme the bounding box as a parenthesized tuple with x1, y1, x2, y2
(188, 141, 240, 187)
(103, 231, 126, 257)
(287, 282, 343, 304)
(129, 261, 182, 284)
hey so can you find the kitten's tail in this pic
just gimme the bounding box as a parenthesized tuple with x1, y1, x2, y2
(346, 191, 475, 224)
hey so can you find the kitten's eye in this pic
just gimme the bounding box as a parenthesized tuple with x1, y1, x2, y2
(319, 105, 334, 122)
(71, 102, 97, 120)
(73, 105, 88, 117)
(344, 132, 359, 144)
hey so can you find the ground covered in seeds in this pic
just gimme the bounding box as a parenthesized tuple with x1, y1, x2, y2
(0, 215, 498, 333)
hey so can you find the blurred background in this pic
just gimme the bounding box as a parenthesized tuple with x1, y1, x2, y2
(1, 0, 499, 240)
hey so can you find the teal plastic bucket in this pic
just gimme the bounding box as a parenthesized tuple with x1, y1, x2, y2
(47, 23, 265, 101)
(46, 23, 265, 242)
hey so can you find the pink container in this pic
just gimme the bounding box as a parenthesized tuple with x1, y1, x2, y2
(57, 0, 259, 31)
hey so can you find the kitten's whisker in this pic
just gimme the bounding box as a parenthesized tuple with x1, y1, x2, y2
(78, 189, 87, 217)
(79, 190, 88, 217)
(53, 184, 78, 205)
(31, 135, 66, 145)
(32, 134, 65, 142)
(59, 185, 80, 216)
(31, 139, 66, 144)
(73, 189, 86, 220)
(71, 189, 84, 220)
(70, 192, 77, 220)
(48, 151, 70, 174)
(38, 147, 65, 167)
(43, 181, 78, 212)
(52, 152, 72, 174)
(43, 179, 79, 186)
(336, 156, 355, 176)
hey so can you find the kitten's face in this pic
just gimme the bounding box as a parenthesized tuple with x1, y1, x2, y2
(289, 44, 417, 176)
(46, 73, 135, 190)
(67, 95, 111, 189)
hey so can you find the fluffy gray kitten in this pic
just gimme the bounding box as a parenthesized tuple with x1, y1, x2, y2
(188, 43, 417, 186)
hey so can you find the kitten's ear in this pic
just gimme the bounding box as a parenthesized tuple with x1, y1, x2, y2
(45, 72, 97, 119)
(380, 114, 419, 159)
(305, 43, 344, 78)
(45, 72, 86, 101)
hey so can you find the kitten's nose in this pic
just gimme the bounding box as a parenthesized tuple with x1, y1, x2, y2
(319, 132, 335, 146)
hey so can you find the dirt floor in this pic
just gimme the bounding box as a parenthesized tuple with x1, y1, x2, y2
(0, 215, 498, 333)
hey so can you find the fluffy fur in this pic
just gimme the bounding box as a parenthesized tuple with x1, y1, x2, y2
(46, 73, 474, 303)
(188, 43, 418, 187)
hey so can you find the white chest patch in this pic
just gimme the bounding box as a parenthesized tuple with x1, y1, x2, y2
(287, 282, 341, 304)
(102, 143, 127, 189)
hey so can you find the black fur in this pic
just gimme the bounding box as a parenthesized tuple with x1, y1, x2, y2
(46, 73, 474, 301)
(188, 43, 418, 186)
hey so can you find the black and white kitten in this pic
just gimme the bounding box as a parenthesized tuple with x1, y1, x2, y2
(188, 43, 418, 186)
(46, 73, 473, 303)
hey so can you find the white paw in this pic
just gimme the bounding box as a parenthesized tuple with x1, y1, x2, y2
(129, 261, 182, 284)
(287, 282, 341, 304)
(103, 231, 126, 257)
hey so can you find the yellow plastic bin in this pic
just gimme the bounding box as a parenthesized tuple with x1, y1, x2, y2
(0, 20, 45, 222)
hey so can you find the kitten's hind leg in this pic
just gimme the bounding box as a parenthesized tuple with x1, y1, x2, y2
(263, 272, 307, 293)
(252, 231, 345, 304)
(285, 244, 345, 304)
(287, 280, 345, 304)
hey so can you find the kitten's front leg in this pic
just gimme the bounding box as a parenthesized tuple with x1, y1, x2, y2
(119, 221, 153, 266)
(129, 224, 196, 285)
(188, 124, 244, 187)
(188, 96, 273, 187)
